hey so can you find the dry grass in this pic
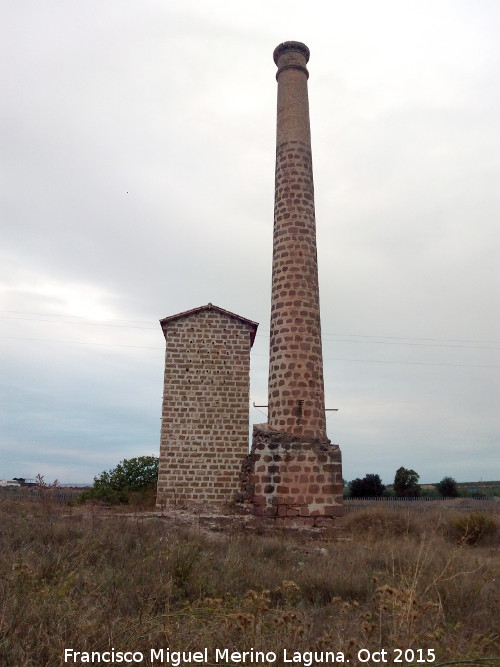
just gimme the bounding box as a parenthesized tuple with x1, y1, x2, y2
(0, 500, 498, 667)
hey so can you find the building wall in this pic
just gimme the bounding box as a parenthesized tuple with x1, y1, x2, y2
(157, 309, 253, 507)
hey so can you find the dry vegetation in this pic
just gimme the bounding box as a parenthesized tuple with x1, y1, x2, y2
(0, 499, 498, 667)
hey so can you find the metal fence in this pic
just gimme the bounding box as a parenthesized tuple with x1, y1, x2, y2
(344, 496, 499, 515)
(0, 486, 80, 504)
(1, 486, 498, 515)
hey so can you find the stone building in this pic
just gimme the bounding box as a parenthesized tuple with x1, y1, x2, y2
(243, 42, 343, 530)
(156, 303, 258, 508)
(155, 42, 343, 530)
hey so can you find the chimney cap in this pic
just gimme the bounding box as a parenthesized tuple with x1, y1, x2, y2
(273, 41, 310, 65)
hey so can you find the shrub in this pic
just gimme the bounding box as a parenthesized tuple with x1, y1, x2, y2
(435, 476, 459, 498)
(345, 508, 416, 538)
(1, 500, 499, 664)
(348, 474, 385, 498)
(79, 456, 158, 505)
(450, 511, 497, 545)
(394, 466, 421, 497)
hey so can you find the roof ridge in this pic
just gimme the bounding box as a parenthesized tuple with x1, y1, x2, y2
(159, 303, 258, 346)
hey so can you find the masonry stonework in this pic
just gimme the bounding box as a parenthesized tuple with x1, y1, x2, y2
(156, 304, 257, 508)
(241, 424, 343, 528)
(245, 42, 343, 531)
(268, 42, 326, 440)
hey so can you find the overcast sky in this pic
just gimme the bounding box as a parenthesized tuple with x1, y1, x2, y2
(1, 0, 498, 486)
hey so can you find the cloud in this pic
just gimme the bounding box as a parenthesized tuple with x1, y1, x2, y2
(0, 1, 498, 484)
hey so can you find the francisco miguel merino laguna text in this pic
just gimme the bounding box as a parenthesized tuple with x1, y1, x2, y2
(64, 647, 437, 664)
(64, 647, 348, 665)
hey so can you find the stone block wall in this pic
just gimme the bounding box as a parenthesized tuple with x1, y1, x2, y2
(241, 423, 343, 530)
(157, 304, 257, 508)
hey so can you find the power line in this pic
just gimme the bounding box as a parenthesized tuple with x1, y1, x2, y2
(0, 335, 498, 368)
(1, 311, 498, 352)
(1, 315, 497, 350)
(256, 329, 500, 345)
(249, 352, 499, 369)
(322, 332, 500, 345)
(0, 310, 155, 326)
(256, 332, 500, 347)
(255, 334, 499, 350)
(323, 357, 500, 369)
(0, 315, 156, 330)
(0, 336, 162, 350)
(0, 310, 500, 345)
(323, 338, 499, 350)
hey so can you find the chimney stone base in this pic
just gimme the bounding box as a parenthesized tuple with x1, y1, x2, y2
(241, 423, 343, 532)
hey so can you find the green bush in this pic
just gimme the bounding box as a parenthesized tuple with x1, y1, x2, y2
(435, 476, 459, 498)
(450, 512, 497, 545)
(348, 474, 385, 498)
(393, 466, 421, 497)
(79, 456, 158, 505)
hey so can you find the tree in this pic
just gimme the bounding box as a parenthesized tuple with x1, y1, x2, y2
(435, 476, 459, 498)
(82, 456, 159, 504)
(393, 466, 421, 497)
(348, 474, 385, 498)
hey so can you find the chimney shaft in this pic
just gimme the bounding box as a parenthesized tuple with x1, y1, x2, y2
(268, 42, 327, 440)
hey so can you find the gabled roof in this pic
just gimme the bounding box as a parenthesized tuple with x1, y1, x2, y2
(160, 303, 258, 346)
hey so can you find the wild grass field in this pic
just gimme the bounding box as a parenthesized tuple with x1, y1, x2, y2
(0, 499, 498, 667)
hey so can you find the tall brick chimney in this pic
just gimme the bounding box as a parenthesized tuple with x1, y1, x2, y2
(268, 41, 326, 440)
(242, 42, 343, 531)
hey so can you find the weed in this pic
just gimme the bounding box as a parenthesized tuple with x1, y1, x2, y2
(450, 511, 498, 545)
(345, 506, 417, 538)
(0, 502, 498, 666)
